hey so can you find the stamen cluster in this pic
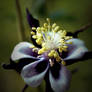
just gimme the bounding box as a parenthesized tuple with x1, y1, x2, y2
(30, 18, 72, 63)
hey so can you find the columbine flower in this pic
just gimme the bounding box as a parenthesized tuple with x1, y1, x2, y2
(3, 9, 92, 92)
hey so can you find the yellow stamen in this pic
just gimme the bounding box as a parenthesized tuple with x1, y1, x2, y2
(31, 31, 35, 35)
(62, 47, 67, 52)
(30, 45, 35, 48)
(54, 52, 58, 58)
(32, 27, 36, 30)
(36, 38, 42, 45)
(66, 41, 72, 44)
(41, 27, 45, 31)
(61, 60, 66, 66)
(36, 27, 41, 32)
(32, 35, 37, 39)
(65, 36, 72, 40)
(38, 47, 46, 54)
(49, 59, 54, 67)
(42, 42, 46, 47)
(56, 56, 61, 62)
(59, 47, 62, 52)
(63, 46, 68, 49)
(47, 36, 51, 40)
(54, 26, 60, 32)
(44, 23, 48, 27)
(48, 52, 54, 57)
(47, 18, 50, 23)
(31, 18, 73, 64)
(52, 23, 56, 29)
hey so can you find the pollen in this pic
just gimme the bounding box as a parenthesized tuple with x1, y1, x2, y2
(38, 47, 46, 54)
(32, 27, 36, 30)
(30, 18, 73, 64)
(32, 35, 37, 39)
(31, 31, 35, 35)
(48, 50, 55, 57)
(52, 23, 57, 28)
(54, 26, 60, 32)
(30, 45, 35, 48)
(61, 60, 66, 66)
(56, 56, 61, 62)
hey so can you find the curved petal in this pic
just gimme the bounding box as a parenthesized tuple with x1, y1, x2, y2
(21, 58, 49, 87)
(11, 42, 38, 62)
(64, 38, 88, 62)
(26, 8, 39, 28)
(49, 64, 71, 92)
(26, 9, 41, 48)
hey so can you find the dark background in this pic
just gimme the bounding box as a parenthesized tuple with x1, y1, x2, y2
(0, 0, 92, 92)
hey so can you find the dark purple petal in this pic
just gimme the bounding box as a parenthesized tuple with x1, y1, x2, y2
(26, 8, 39, 28)
(63, 38, 88, 65)
(67, 32, 78, 38)
(26, 9, 41, 48)
(44, 61, 60, 92)
(44, 72, 54, 92)
(50, 62, 61, 79)
(2, 57, 41, 73)
(21, 58, 49, 87)
(49, 64, 71, 92)
(11, 42, 38, 62)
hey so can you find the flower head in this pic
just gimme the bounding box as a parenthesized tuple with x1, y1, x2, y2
(3, 9, 92, 92)
(31, 18, 73, 65)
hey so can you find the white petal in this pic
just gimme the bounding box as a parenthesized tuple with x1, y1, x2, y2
(49, 65, 71, 92)
(11, 42, 37, 62)
(21, 58, 49, 87)
(64, 38, 88, 60)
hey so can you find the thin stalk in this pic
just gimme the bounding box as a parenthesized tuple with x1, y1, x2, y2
(22, 84, 28, 92)
(74, 23, 92, 35)
(15, 0, 26, 41)
(67, 23, 92, 38)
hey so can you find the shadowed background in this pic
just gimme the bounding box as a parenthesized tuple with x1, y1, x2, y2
(0, 0, 92, 92)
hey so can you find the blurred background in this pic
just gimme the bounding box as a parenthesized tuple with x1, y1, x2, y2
(0, 0, 92, 92)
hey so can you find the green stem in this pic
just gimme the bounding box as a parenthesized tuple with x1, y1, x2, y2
(15, 0, 26, 41)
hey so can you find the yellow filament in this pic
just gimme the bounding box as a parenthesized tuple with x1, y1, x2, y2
(54, 26, 60, 32)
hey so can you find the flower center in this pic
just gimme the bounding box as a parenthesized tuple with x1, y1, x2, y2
(31, 18, 72, 64)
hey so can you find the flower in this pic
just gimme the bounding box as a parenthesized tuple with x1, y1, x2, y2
(3, 9, 92, 92)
